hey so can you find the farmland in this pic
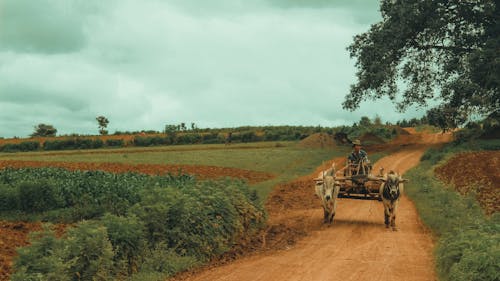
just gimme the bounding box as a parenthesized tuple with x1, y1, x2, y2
(1, 130, 498, 281)
(0, 137, 350, 280)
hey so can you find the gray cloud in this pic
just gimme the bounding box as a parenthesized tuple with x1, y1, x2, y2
(0, 0, 425, 138)
(0, 0, 91, 54)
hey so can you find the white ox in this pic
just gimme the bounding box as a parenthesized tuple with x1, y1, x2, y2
(379, 171, 408, 230)
(314, 164, 340, 224)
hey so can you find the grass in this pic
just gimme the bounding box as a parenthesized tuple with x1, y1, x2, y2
(404, 140, 500, 281)
(0, 141, 353, 202)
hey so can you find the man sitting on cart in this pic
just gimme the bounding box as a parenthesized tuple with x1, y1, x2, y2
(347, 139, 370, 175)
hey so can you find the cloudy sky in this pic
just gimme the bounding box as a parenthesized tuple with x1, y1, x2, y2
(0, 0, 428, 137)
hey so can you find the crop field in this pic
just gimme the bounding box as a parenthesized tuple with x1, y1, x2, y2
(0, 139, 351, 280)
(0, 141, 349, 201)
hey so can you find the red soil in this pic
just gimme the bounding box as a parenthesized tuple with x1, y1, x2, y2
(435, 151, 500, 215)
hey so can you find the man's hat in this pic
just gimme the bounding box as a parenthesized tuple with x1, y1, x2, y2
(352, 139, 362, 146)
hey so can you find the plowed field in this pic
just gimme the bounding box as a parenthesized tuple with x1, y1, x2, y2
(435, 151, 500, 214)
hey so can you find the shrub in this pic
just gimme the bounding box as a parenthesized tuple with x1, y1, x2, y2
(18, 181, 62, 213)
(101, 213, 145, 274)
(0, 141, 41, 152)
(132, 244, 197, 280)
(176, 133, 202, 145)
(130, 180, 265, 261)
(43, 138, 104, 150)
(18, 141, 40, 151)
(0, 183, 18, 211)
(64, 221, 115, 281)
(105, 139, 125, 147)
(12, 225, 69, 281)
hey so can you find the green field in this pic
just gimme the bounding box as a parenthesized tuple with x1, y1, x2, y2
(0, 141, 354, 201)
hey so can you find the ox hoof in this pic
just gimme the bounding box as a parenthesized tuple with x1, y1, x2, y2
(392, 227, 398, 231)
(385, 224, 389, 229)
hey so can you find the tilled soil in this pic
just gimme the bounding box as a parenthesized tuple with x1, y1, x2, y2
(435, 151, 500, 215)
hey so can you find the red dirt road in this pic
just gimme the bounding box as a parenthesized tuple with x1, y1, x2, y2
(180, 132, 452, 281)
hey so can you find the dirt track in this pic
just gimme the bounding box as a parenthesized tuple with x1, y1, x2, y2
(180, 132, 452, 281)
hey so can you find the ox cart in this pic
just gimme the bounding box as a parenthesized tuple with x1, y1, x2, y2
(335, 158, 384, 200)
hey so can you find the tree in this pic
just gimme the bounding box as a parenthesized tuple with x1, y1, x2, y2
(426, 106, 467, 133)
(346, 0, 499, 126)
(359, 116, 372, 127)
(31, 124, 57, 137)
(96, 116, 109, 135)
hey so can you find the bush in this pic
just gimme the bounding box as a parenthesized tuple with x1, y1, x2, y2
(18, 181, 62, 213)
(0, 183, 18, 211)
(133, 136, 169, 146)
(101, 213, 145, 274)
(132, 244, 197, 280)
(1, 141, 41, 152)
(9, 172, 266, 280)
(12, 225, 69, 281)
(64, 221, 115, 280)
(105, 139, 125, 147)
(43, 138, 104, 150)
(18, 141, 40, 151)
(176, 133, 202, 145)
(130, 180, 265, 261)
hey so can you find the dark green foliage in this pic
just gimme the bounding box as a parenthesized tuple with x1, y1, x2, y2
(130, 179, 265, 260)
(0, 141, 39, 152)
(406, 144, 500, 281)
(0, 168, 194, 221)
(0, 183, 19, 211)
(175, 133, 203, 145)
(9, 168, 265, 280)
(240, 131, 262, 143)
(12, 225, 70, 281)
(132, 244, 197, 280)
(97, 116, 110, 135)
(43, 138, 104, 150)
(105, 139, 124, 147)
(347, 0, 499, 124)
(101, 213, 145, 273)
(31, 124, 57, 137)
(12, 222, 115, 281)
(64, 221, 115, 281)
(133, 136, 169, 146)
(18, 181, 62, 213)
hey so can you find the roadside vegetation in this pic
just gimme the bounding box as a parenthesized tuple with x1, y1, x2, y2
(0, 168, 265, 280)
(405, 124, 499, 281)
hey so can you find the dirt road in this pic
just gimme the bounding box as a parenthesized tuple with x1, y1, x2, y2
(180, 132, 451, 281)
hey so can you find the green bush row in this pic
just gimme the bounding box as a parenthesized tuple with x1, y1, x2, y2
(7, 168, 265, 280)
(43, 138, 105, 150)
(0, 141, 40, 152)
(0, 139, 128, 153)
(405, 147, 500, 281)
